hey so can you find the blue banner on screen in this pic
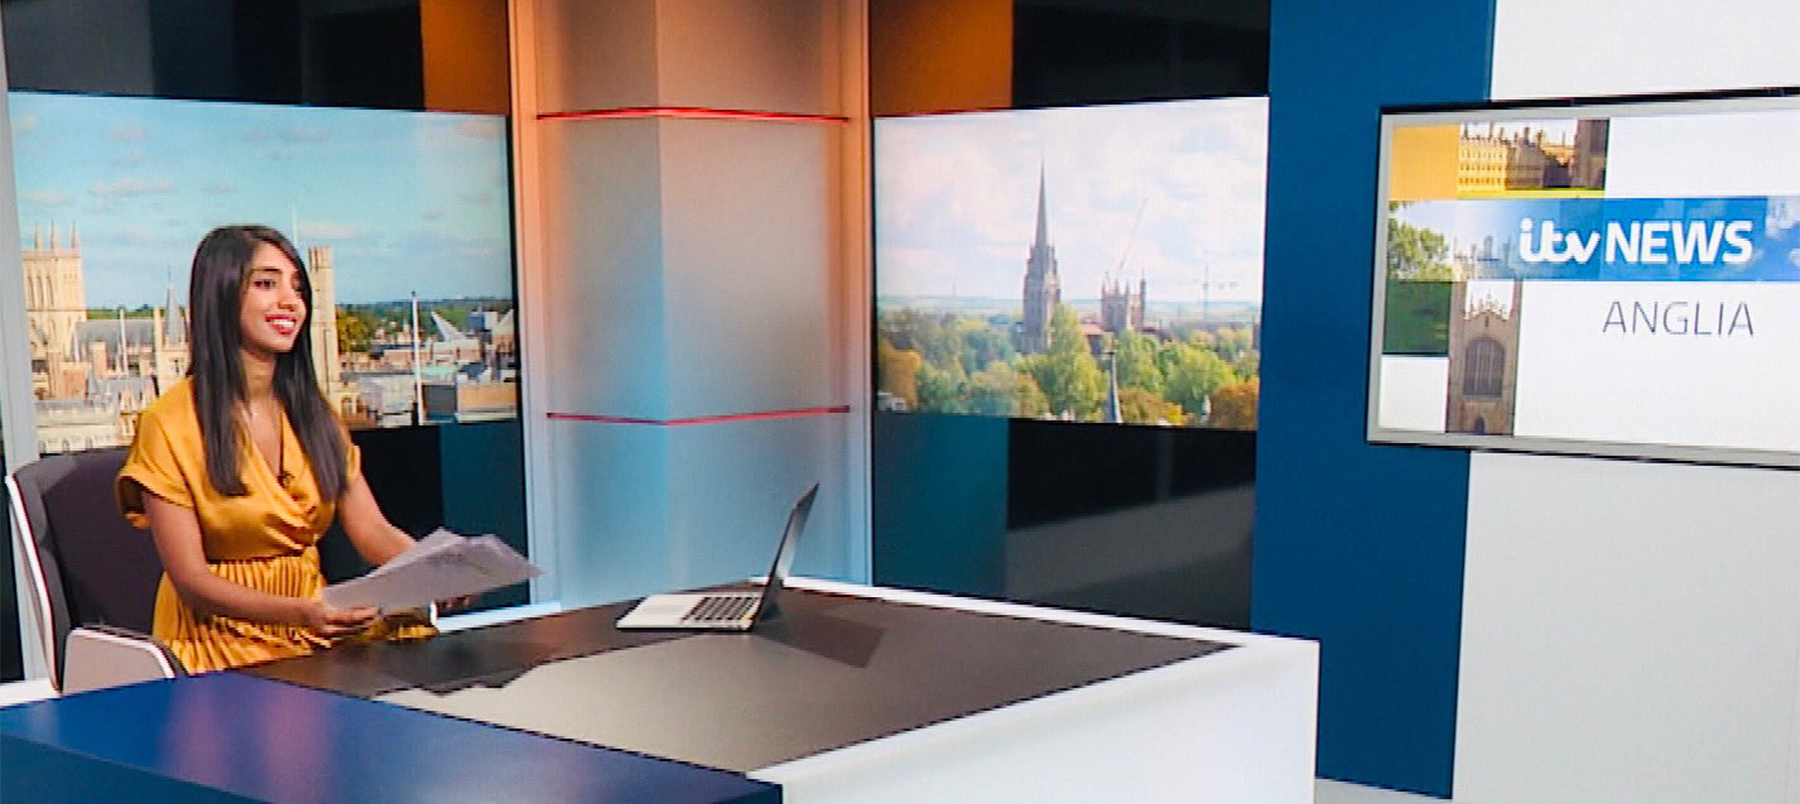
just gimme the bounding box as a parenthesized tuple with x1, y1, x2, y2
(1389, 196, 1800, 282)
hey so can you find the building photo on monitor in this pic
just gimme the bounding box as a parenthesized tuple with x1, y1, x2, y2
(873, 97, 1267, 429)
(9, 90, 518, 455)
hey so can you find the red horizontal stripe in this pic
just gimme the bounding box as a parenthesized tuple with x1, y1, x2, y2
(548, 405, 851, 426)
(538, 107, 849, 124)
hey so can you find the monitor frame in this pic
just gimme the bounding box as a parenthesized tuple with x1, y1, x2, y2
(1365, 87, 1800, 469)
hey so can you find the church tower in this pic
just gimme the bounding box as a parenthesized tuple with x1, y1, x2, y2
(23, 221, 89, 357)
(1445, 280, 1523, 435)
(1100, 273, 1146, 335)
(307, 245, 341, 396)
(1020, 165, 1061, 353)
(23, 222, 90, 398)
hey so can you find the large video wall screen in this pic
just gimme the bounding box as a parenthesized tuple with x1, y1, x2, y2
(874, 97, 1267, 430)
(10, 90, 517, 455)
(1369, 92, 1800, 466)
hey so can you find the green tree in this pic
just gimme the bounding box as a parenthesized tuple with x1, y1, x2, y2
(915, 361, 968, 414)
(880, 310, 962, 370)
(1012, 371, 1051, 418)
(1024, 305, 1104, 419)
(337, 309, 376, 353)
(956, 319, 1015, 374)
(1213, 326, 1254, 359)
(1114, 330, 1164, 396)
(966, 360, 1021, 416)
(1231, 348, 1260, 381)
(1161, 342, 1237, 423)
(1387, 212, 1454, 280)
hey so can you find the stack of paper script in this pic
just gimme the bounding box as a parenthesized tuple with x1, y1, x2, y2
(323, 529, 542, 612)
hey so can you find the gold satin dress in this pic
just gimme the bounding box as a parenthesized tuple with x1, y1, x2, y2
(116, 378, 433, 673)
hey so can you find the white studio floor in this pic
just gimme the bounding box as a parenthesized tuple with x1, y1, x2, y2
(1318, 779, 1447, 803)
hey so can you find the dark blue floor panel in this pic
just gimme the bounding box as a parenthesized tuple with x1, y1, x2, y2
(0, 673, 777, 804)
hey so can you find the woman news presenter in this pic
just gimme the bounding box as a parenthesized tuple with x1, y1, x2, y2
(115, 224, 437, 672)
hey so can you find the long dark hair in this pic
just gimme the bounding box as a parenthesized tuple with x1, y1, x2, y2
(188, 225, 349, 499)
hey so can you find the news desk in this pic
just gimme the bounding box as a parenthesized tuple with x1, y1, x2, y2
(4, 579, 1319, 803)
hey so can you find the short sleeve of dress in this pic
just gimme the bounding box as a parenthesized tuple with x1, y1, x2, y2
(345, 436, 362, 486)
(116, 407, 195, 529)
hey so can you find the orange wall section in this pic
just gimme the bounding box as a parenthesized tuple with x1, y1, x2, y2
(422, 0, 512, 115)
(870, 0, 1011, 116)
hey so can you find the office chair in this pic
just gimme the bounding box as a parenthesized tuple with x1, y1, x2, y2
(7, 447, 183, 694)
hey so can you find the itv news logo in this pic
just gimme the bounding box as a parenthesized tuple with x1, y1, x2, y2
(1517, 218, 1755, 266)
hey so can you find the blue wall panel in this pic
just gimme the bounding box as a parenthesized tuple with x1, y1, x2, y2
(1257, 0, 1493, 795)
(872, 412, 1008, 598)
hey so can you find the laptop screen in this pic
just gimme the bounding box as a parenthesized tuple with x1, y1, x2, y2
(756, 483, 819, 619)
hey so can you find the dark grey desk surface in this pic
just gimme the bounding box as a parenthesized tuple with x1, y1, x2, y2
(244, 586, 1231, 772)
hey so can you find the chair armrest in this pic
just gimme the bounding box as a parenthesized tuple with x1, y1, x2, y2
(61, 625, 184, 695)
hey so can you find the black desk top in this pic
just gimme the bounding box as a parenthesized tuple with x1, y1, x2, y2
(244, 586, 1230, 771)
(245, 598, 679, 697)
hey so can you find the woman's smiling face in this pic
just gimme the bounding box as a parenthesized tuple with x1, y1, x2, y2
(237, 241, 307, 359)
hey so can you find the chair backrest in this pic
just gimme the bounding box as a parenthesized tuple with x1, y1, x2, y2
(7, 447, 165, 686)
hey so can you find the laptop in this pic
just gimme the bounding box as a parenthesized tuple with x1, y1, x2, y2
(615, 483, 819, 631)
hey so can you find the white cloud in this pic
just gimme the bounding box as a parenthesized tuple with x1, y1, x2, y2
(12, 113, 39, 137)
(283, 125, 329, 143)
(20, 189, 72, 207)
(1788, 246, 1800, 268)
(297, 220, 363, 240)
(876, 98, 1268, 303)
(90, 176, 175, 198)
(1767, 196, 1800, 236)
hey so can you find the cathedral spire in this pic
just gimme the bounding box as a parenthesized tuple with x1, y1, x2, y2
(1033, 162, 1049, 251)
(1020, 160, 1062, 354)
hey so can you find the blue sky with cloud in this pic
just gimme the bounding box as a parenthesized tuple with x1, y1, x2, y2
(874, 97, 1267, 307)
(10, 91, 513, 307)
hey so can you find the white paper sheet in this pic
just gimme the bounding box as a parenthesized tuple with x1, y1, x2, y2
(323, 528, 542, 611)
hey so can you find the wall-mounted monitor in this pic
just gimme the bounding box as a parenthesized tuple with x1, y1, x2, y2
(873, 97, 1267, 429)
(1369, 91, 1800, 467)
(9, 90, 517, 455)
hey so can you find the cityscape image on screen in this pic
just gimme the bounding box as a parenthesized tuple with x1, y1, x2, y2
(9, 90, 518, 455)
(873, 97, 1267, 429)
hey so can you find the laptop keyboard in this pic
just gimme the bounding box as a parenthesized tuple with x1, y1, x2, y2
(683, 595, 757, 624)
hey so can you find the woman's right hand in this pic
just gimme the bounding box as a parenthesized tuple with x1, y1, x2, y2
(301, 600, 380, 637)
